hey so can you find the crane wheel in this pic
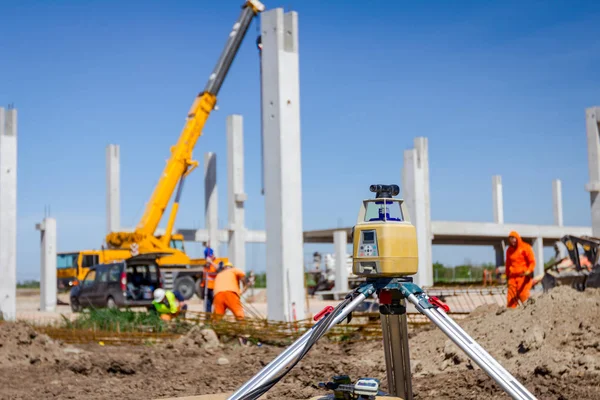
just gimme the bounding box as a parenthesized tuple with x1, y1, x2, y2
(174, 276, 196, 300)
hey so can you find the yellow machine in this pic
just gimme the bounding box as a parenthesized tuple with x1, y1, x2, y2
(57, 0, 265, 297)
(352, 184, 418, 277)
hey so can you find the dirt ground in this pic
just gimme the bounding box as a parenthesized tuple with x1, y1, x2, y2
(1, 286, 599, 399)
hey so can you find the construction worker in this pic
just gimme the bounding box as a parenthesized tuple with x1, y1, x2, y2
(213, 261, 248, 320)
(505, 231, 536, 308)
(152, 288, 187, 321)
(200, 246, 218, 313)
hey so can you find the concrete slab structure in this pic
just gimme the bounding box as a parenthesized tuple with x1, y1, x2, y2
(227, 115, 247, 271)
(260, 7, 307, 321)
(0, 106, 17, 321)
(36, 218, 57, 312)
(585, 106, 600, 236)
(305, 135, 591, 282)
(334, 230, 348, 293)
(204, 152, 218, 255)
(106, 144, 120, 233)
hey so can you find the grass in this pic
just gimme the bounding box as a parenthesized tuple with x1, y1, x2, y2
(62, 308, 191, 334)
(17, 280, 40, 289)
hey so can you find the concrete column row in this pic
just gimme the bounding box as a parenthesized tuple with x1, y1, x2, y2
(106, 144, 120, 233)
(586, 107, 600, 236)
(36, 218, 57, 312)
(493, 175, 563, 227)
(260, 8, 306, 322)
(402, 137, 433, 287)
(0, 107, 17, 321)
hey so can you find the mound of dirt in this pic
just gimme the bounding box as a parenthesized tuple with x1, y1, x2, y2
(168, 326, 223, 353)
(409, 286, 600, 380)
(0, 322, 66, 368)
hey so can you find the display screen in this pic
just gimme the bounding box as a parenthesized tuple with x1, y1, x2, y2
(363, 231, 374, 243)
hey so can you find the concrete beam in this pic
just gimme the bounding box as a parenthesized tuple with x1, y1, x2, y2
(585, 107, 600, 236)
(334, 230, 348, 293)
(227, 115, 247, 271)
(204, 152, 218, 255)
(106, 144, 120, 234)
(36, 218, 57, 312)
(553, 179, 563, 227)
(431, 220, 591, 242)
(492, 175, 504, 224)
(0, 107, 17, 321)
(261, 8, 306, 321)
(304, 222, 591, 246)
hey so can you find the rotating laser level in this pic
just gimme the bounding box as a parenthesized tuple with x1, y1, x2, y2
(352, 184, 418, 277)
(228, 184, 537, 400)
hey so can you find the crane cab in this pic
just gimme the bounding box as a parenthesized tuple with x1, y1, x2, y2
(352, 185, 418, 278)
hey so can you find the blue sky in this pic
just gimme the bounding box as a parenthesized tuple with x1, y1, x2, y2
(1, 0, 599, 281)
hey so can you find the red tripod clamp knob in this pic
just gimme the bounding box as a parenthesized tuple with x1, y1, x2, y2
(314, 306, 334, 321)
(428, 296, 450, 313)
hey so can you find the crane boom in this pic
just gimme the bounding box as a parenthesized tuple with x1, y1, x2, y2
(106, 1, 264, 248)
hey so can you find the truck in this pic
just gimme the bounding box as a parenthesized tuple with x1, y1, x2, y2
(56, 0, 266, 300)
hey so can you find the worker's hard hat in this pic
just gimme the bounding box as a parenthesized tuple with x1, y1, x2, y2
(204, 247, 214, 258)
(153, 288, 166, 302)
(224, 261, 233, 267)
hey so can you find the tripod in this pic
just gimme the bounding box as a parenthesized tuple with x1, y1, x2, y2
(227, 278, 537, 400)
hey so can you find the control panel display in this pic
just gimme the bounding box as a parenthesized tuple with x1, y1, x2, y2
(358, 230, 378, 257)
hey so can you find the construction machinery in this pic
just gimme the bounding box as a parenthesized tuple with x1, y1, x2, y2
(227, 184, 537, 400)
(56, 0, 266, 299)
(537, 234, 600, 292)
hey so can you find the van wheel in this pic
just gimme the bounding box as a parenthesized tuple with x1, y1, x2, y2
(106, 296, 117, 309)
(174, 276, 195, 300)
(71, 298, 82, 313)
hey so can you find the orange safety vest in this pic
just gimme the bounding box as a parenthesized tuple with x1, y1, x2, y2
(201, 263, 218, 290)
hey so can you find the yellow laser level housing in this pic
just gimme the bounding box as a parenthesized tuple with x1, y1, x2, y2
(352, 185, 419, 277)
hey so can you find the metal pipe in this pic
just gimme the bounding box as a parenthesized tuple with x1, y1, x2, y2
(228, 293, 368, 400)
(407, 293, 536, 400)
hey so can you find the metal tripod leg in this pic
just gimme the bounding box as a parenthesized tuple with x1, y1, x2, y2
(380, 295, 413, 400)
(401, 285, 537, 400)
(227, 286, 375, 400)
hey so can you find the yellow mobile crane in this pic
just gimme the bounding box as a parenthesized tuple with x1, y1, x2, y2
(56, 0, 265, 299)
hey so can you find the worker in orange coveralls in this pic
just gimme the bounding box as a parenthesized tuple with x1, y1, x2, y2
(505, 231, 536, 308)
(213, 262, 248, 320)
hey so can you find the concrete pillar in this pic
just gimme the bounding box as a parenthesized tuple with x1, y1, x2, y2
(415, 138, 433, 285)
(533, 237, 544, 278)
(204, 152, 218, 256)
(106, 144, 120, 234)
(552, 179, 563, 226)
(36, 218, 57, 312)
(260, 8, 307, 321)
(227, 115, 247, 271)
(0, 107, 17, 321)
(585, 107, 600, 236)
(494, 245, 505, 267)
(334, 230, 348, 293)
(492, 175, 504, 224)
(402, 137, 433, 287)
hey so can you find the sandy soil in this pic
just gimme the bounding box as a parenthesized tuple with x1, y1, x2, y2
(1, 286, 599, 400)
